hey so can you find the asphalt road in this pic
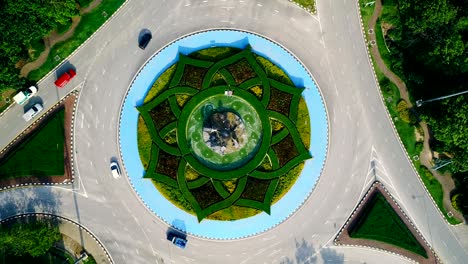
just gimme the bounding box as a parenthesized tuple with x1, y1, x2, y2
(0, 0, 467, 263)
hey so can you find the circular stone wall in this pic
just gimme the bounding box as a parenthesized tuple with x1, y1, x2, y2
(119, 30, 328, 239)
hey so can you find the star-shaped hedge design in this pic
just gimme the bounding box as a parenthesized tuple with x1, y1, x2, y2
(138, 47, 312, 221)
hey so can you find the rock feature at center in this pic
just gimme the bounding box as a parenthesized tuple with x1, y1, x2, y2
(203, 108, 246, 155)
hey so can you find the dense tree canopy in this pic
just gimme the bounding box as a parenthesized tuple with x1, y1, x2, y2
(385, 0, 468, 172)
(0, 0, 78, 91)
(0, 221, 61, 257)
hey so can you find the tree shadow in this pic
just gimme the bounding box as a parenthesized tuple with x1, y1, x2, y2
(280, 238, 344, 264)
(0, 187, 62, 219)
(319, 247, 344, 264)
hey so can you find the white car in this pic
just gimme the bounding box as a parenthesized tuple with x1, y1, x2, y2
(110, 161, 121, 179)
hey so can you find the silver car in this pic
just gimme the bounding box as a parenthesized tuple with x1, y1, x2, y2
(22, 103, 43, 122)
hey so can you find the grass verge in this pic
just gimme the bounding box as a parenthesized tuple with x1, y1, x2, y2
(292, 0, 316, 12)
(350, 192, 428, 258)
(28, 0, 126, 81)
(0, 109, 65, 178)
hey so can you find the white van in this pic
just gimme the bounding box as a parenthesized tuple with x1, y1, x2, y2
(22, 103, 43, 122)
(13, 86, 38, 105)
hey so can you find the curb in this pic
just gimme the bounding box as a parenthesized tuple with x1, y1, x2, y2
(117, 28, 330, 241)
(354, 0, 458, 226)
(0, 213, 113, 264)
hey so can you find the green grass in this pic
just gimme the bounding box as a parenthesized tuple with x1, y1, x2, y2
(292, 0, 316, 12)
(350, 193, 428, 258)
(28, 0, 126, 81)
(358, 0, 375, 33)
(0, 109, 65, 178)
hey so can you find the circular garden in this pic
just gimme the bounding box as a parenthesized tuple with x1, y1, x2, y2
(120, 30, 328, 239)
(137, 46, 312, 221)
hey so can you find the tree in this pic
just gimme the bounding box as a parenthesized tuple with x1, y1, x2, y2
(424, 95, 468, 172)
(0, 220, 61, 257)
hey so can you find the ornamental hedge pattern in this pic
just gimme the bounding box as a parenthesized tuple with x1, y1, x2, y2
(138, 47, 311, 221)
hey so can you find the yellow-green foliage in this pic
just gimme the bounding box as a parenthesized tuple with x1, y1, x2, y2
(185, 165, 200, 181)
(144, 64, 177, 103)
(137, 116, 152, 169)
(153, 181, 194, 213)
(210, 72, 226, 86)
(259, 155, 272, 171)
(451, 194, 462, 212)
(272, 163, 305, 203)
(163, 129, 177, 145)
(293, 0, 316, 12)
(296, 97, 311, 149)
(207, 205, 261, 220)
(192, 47, 238, 61)
(249, 85, 263, 98)
(270, 118, 285, 132)
(397, 100, 416, 124)
(254, 55, 294, 85)
(222, 179, 237, 193)
(176, 94, 190, 107)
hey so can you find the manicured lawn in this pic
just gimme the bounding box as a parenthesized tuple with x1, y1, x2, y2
(28, 0, 126, 81)
(350, 193, 428, 258)
(0, 109, 65, 178)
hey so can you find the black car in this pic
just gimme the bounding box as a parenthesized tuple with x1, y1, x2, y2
(139, 32, 152, 50)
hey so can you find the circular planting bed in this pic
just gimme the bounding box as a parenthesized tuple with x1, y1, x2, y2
(120, 30, 328, 239)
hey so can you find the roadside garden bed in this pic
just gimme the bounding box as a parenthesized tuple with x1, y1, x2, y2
(0, 92, 77, 188)
(335, 182, 439, 264)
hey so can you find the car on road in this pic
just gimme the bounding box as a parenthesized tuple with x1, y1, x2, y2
(13, 86, 38, 105)
(55, 69, 76, 88)
(22, 103, 43, 122)
(171, 236, 187, 249)
(139, 32, 152, 50)
(110, 161, 121, 179)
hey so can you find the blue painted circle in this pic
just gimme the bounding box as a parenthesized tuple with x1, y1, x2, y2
(119, 29, 328, 240)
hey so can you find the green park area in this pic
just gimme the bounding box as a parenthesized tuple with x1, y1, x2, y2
(349, 192, 428, 258)
(359, 0, 468, 224)
(0, 0, 125, 112)
(137, 47, 311, 221)
(0, 109, 65, 179)
(0, 219, 96, 264)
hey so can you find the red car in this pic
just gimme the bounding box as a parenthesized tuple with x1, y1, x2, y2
(55, 69, 76, 88)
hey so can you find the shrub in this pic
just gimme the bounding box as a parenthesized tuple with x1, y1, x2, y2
(451, 193, 462, 212)
(397, 100, 416, 124)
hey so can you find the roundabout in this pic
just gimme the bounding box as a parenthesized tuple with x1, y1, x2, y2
(1, 0, 464, 263)
(120, 29, 328, 239)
